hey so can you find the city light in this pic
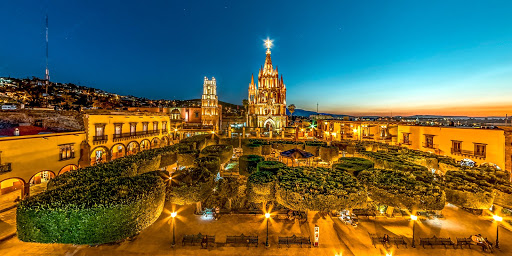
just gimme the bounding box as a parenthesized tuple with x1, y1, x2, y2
(171, 212, 177, 218)
(493, 215, 503, 222)
(410, 215, 417, 221)
(265, 213, 270, 219)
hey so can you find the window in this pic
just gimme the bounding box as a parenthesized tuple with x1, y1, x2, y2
(474, 143, 486, 158)
(195, 112, 199, 118)
(114, 123, 122, 136)
(424, 135, 434, 148)
(153, 122, 158, 131)
(452, 141, 462, 153)
(142, 122, 149, 133)
(130, 123, 137, 135)
(59, 144, 75, 160)
(403, 133, 410, 144)
(162, 121, 167, 132)
(95, 124, 105, 137)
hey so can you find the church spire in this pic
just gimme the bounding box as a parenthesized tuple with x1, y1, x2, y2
(263, 38, 274, 74)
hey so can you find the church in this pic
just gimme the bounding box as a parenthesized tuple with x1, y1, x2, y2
(247, 39, 287, 132)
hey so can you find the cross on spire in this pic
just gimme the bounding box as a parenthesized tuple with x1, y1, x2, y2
(264, 38, 273, 54)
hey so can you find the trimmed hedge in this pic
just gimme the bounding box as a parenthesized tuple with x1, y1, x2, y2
(357, 169, 445, 211)
(276, 167, 367, 212)
(200, 144, 233, 164)
(257, 161, 286, 174)
(177, 150, 199, 167)
(333, 157, 374, 177)
(243, 143, 262, 155)
(319, 146, 339, 162)
(194, 156, 221, 174)
(239, 155, 265, 176)
(17, 172, 165, 244)
(304, 141, 326, 156)
(167, 166, 216, 205)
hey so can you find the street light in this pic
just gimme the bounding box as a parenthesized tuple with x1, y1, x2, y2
(493, 215, 503, 249)
(171, 212, 177, 247)
(265, 213, 271, 247)
(410, 215, 418, 248)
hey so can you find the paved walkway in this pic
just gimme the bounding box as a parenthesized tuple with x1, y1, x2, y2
(0, 202, 511, 256)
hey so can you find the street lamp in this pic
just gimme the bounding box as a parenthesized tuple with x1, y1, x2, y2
(493, 215, 503, 249)
(410, 215, 417, 248)
(171, 212, 177, 247)
(265, 213, 271, 247)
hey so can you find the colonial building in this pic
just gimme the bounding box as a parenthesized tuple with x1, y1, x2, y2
(320, 120, 512, 173)
(247, 39, 287, 132)
(201, 77, 219, 130)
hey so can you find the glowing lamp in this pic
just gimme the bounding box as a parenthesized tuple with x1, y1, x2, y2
(493, 215, 503, 222)
(353, 128, 357, 133)
(410, 215, 417, 221)
(171, 212, 177, 218)
(265, 213, 271, 219)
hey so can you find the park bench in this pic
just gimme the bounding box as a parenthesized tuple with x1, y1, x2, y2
(456, 237, 472, 249)
(390, 236, 407, 248)
(225, 234, 258, 247)
(278, 235, 311, 248)
(419, 236, 455, 249)
(353, 210, 376, 218)
(368, 233, 383, 248)
(182, 233, 215, 248)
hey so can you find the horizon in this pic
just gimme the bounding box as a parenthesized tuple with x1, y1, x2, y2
(1, 1, 512, 116)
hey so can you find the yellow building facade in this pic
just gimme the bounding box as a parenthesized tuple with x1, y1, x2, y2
(323, 120, 508, 172)
(84, 113, 176, 166)
(0, 131, 85, 198)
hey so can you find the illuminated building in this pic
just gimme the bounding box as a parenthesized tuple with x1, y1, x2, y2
(201, 77, 219, 130)
(247, 38, 287, 133)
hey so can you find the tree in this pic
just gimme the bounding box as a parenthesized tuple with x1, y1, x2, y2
(287, 104, 296, 120)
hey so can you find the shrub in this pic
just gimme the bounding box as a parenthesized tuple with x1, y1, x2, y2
(304, 141, 326, 156)
(177, 150, 199, 167)
(319, 146, 339, 162)
(243, 143, 262, 155)
(200, 144, 233, 164)
(17, 172, 165, 244)
(276, 167, 367, 212)
(167, 166, 215, 205)
(194, 156, 221, 174)
(333, 157, 374, 177)
(357, 169, 445, 211)
(257, 161, 286, 174)
(239, 155, 265, 176)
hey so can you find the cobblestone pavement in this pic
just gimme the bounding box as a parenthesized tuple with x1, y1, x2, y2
(0, 202, 511, 256)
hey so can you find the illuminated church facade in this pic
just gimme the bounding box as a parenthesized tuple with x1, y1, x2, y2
(247, 39, 287, 132)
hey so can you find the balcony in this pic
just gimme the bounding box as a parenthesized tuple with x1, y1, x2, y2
(400, 140, 411, 145)
(92, 135, 108, 145)
(362, 134, 374, 139)
(451, 148, 486, 160)
(59, 152, 75, 161)
(422, 142, 437, 149)
(112, 130, 161, 142)
(0, 163, 12, 174)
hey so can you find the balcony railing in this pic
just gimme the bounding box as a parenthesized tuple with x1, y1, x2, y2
(451, 148, 486, 159)
(422, 142, 437, 149)
(362, 134, 374, 139)
(59, 152, 75, 161)
(400, 140, 411, 145)
(0, 163, 12, 174)
(92, 135, 108, 144)
(112, 130, 161, 142)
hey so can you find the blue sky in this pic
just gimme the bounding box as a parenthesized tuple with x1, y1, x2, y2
(1, 0, 512, 116)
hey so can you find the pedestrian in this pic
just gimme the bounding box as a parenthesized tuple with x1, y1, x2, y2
(201, 235, 208, 249)
(215, 206, 220, 220)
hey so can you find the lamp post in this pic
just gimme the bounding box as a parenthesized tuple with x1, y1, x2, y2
(171, 212, 177, 247)
(410, 215, 417, 248)
(265, 213, 271, 247)
(493, 215, 502, 249)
